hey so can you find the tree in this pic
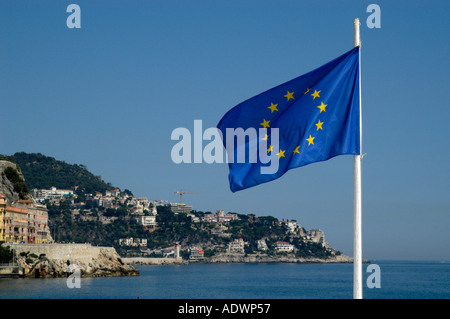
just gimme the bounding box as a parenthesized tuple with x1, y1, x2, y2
(123, 189, 133, 196)
(0, 245, 14, 263)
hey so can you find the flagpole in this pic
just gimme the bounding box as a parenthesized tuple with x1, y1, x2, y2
(353, 18, 363, 299)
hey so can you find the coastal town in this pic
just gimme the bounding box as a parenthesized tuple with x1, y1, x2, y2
(1, 184, 331, 261)
(0, 154, 351, 278)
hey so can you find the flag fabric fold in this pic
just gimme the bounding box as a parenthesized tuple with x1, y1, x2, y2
(217, 47, 361, 192)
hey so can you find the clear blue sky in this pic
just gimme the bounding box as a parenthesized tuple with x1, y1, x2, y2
(1, 1, 449, 261)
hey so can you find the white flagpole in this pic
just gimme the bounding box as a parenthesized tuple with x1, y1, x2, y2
(353, 18, 363, 299)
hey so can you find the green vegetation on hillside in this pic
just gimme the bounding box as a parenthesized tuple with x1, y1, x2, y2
(0, 154, 15, 163)
(47, 202, 145, 247)
(11, 152, 115, 195)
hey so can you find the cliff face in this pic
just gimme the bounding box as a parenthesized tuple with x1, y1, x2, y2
(5, 243, 140, 278)
(0, 160, 32, 203)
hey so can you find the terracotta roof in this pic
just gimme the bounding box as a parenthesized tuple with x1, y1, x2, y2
(6, 206, 27, 213)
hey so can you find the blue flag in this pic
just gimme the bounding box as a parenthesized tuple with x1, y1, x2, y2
(217, 47, 361, 192)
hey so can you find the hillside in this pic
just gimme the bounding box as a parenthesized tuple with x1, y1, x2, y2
(1, 152, 344, 260)
(9, 152, 115, 195)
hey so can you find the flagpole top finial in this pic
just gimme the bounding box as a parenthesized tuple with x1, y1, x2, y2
(353, 18, 361, 47)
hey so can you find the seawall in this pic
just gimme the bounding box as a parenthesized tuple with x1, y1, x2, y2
(123, 257, 187, 265)
(0, 264, 25, 278)
(122, 253, 358, 266)
(207, 253, 355, 264)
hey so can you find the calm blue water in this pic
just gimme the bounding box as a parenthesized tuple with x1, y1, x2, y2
(0, 260, 449, 299)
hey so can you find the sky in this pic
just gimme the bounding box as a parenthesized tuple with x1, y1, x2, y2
(0, 0, 449, 261)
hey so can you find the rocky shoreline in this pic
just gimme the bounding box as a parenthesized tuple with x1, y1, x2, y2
(5, 243, 139, 278)
(124, 253, 362, 266)
(207, 253, 355, 264)
(3, 243, 365, 279)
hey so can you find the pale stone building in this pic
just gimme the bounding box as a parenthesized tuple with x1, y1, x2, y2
(274, 241, 295, 253)
(228, 238, 245, 254)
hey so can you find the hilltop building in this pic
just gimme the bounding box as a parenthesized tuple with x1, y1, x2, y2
(105, 188, 120, 198)
(203, 210, 238, 224)
(137, 215, 157, 232)
(33, 187, 74, 202)
(278, 219, 301, 233)
(136, 202, 158, 231)
(168, 203, 192, 214)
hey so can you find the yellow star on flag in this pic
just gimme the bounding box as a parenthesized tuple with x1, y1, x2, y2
(317, 102, 327, 113)
(267, 103, 278, 113)
(284, 91, 294, 101)
(304, 88, 310, 95)
(267, 145, 273, 153)
(315, 120, 324, 130)
(311, 90, 321, 100)
(260, 119, 270, 128)
(306, 135, 315, 145)
(276, 149, 286, 159)
(293, 146, 300, 155)
(261, 134, 269, 141)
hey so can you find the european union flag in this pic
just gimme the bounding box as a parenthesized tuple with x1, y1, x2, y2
(217, 47, 361, 192)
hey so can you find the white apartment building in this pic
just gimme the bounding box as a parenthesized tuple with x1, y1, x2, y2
(274, 241, 295, 253)
(34, 187, 74, 201)
(137, 215, 156, 227)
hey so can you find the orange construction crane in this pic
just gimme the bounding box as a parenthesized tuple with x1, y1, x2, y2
(174, 189, 199, 203)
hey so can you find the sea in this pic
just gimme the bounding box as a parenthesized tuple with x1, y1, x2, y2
(0, 260, 449, 299)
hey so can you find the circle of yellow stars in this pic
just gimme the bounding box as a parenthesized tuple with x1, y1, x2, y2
(260, 87, 328, 159)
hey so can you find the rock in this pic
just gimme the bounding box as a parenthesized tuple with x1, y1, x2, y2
(5, 243, 139, 278)
(0, 160, 32, 203)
